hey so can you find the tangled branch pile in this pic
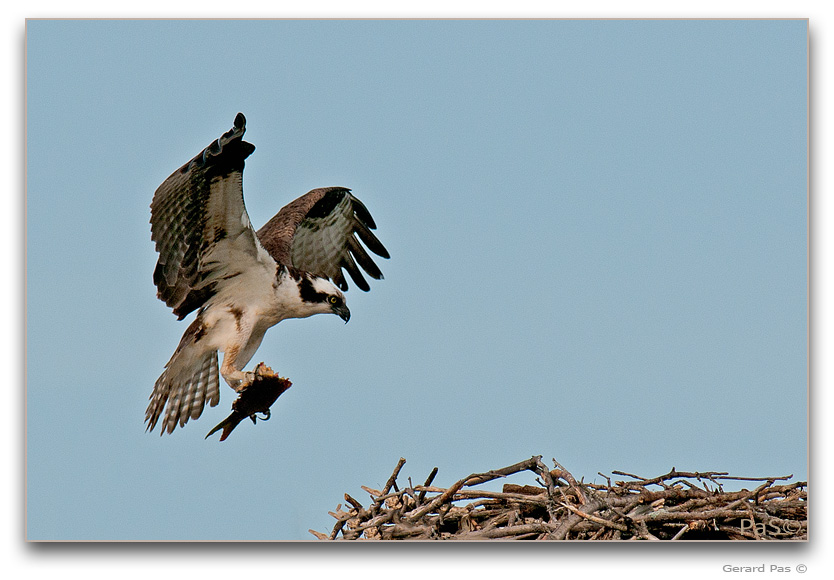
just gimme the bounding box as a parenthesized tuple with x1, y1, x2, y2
(310, 456, 806, 540)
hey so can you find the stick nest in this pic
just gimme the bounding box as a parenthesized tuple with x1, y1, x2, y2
(310, 456, 806, 541)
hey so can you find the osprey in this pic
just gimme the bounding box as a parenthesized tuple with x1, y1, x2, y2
(146, 113, 388, 435)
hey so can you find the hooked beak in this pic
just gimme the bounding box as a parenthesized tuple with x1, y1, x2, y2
(333, 304, 351, 324)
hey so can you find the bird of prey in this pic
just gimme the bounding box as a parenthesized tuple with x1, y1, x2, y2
(146, 113, 389, 435)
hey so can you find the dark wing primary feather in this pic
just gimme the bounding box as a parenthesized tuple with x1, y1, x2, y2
(256, 187, 390, 291)
(150, 113, 266, 319)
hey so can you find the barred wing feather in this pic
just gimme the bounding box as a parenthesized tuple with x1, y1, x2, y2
(257, 187, 389, 291)
(150, 113, 268, 319)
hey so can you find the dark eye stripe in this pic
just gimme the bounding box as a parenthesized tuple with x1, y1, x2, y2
(298, 277, 328, 303)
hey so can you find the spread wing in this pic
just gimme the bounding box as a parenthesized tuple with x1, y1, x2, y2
(257, 187, 389, 291)
(150, 113, 271, 319)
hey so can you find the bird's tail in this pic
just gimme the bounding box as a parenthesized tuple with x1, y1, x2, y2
(145, 323, 220, 435)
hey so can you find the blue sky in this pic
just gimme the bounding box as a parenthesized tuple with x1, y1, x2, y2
(25, 19, 807, 541)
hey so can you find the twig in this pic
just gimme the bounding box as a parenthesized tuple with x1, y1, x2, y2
(559, 501, 629, 532)
(417, 467, 438, 504)
(552, 457, 587, 505)
(382, 458, 407, 496)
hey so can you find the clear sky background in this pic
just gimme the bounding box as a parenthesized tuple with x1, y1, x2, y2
(25, 19, 807, 542)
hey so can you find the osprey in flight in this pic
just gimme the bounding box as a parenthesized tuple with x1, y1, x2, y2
(146, 113, 388, 435)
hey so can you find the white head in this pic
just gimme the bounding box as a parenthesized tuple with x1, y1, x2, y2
(288, 271, 350, 322)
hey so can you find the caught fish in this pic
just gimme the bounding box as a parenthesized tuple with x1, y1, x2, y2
(206, 363, 292, 441)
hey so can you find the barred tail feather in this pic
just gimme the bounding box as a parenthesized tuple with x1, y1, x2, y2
(145, 347, 220, 435)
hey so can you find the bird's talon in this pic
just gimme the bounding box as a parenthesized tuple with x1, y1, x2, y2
(248, 410, 270, 424)
(231, 371, 257, 392)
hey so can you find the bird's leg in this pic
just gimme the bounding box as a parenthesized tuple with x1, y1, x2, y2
(220, 346, 256, 392)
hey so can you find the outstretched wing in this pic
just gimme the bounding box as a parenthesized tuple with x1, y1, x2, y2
(150, 113, 271, 319)
(256, 187, 390, 291)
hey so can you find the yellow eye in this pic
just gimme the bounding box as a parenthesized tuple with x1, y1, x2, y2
(329, 296, 339, 304)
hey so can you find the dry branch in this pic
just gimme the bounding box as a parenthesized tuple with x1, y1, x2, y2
(309, 456, 806, 541)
